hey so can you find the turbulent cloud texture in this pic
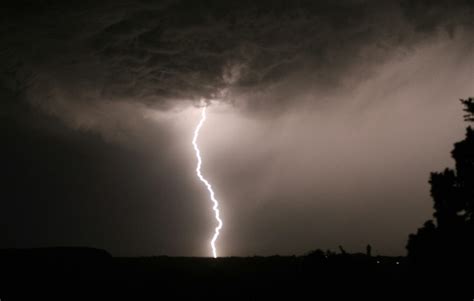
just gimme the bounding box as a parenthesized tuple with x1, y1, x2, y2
(2, 1, 472, 118)
(1, 0, 473, 256)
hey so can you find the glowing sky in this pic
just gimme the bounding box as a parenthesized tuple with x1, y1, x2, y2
(1, 0, 473, 256)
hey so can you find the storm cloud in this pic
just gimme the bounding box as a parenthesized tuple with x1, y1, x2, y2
(2, 1, 472, 119)
(1, 0, 474, 256)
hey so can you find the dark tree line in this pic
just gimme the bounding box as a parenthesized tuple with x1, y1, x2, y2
(407, 98, 474, 265)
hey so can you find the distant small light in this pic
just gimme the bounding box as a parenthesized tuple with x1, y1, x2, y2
(376, 260, 380, 264)
(396, 261, 399, 265)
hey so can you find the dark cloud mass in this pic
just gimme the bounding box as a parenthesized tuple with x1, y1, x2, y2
(1, 0, 474, 256)
(2, 1, 471, 112)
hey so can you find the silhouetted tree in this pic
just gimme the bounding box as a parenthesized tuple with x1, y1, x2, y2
(407, 98, 474, 265)
(366, 244, 372, 257)
(338, 245, 347, 255)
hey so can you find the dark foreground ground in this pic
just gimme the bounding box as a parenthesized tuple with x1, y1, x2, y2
(0, 247, 472, 300)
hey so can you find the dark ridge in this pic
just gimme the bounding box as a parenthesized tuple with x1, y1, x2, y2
(0, 247, 471, 300)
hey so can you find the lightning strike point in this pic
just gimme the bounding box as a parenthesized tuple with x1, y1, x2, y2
(192, 106, 223, 258)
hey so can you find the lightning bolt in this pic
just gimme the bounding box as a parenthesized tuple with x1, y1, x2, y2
(192, 106, 223, 258)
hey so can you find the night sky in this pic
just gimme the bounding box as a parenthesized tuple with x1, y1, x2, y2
(1, 0, 474, 257)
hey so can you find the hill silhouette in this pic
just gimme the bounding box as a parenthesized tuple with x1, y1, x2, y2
(0, 246, 471, 300)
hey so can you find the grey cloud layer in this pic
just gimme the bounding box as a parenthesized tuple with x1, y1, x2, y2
(1, 0, 474, 256)
(2, 0, 472, 116)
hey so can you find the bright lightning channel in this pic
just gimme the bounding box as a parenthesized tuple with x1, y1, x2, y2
(192, 106, 223, 258)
